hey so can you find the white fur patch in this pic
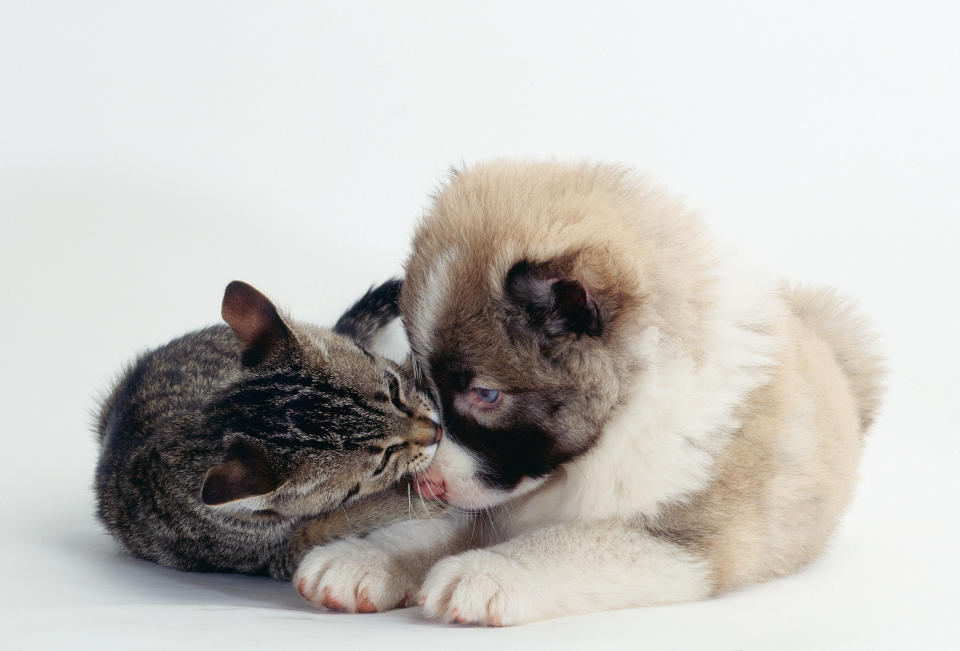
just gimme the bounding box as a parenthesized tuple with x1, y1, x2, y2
(366, 317, 410, 365)
(500, 260, 780, 534)
(408, 248, 457, 361)
(419, 437, 491, 508)
(421, 438, 548, 510)
(294, 518, 463, 613)
(206, 494, 270, 513)
(295, 537, 414, 612)
(419, 522, 711, 625)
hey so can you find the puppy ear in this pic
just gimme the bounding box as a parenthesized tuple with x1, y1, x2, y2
(221, 281, 293, 366)
(200, 438, 281, 506)
(506, 261, 603, 338)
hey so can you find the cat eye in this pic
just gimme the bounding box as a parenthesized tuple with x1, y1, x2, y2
(471, 386, 502, 406)
(372, 442, 406, 477)
(382, 442, 405, 462)
(382, 371, 413, 416)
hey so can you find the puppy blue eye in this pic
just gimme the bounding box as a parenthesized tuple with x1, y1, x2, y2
(473, 387, 500, 403)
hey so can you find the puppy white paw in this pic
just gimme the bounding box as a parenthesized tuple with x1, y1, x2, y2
(293, 538, 416, 613)
(419, 549, 530, 626)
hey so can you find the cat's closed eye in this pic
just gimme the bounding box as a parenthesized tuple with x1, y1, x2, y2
(369, 442, 407, 477)
(377, 370, 413, 416)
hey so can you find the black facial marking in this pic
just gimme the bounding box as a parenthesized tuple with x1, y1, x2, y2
(551, 279, 602, 337)
(441, 404, 578, 491)
(430, 352, 472, 392)
(430, 359, 592, 491)
(505, 260, 603, 339)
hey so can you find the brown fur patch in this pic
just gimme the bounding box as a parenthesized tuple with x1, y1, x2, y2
(400, 160, 884, 594)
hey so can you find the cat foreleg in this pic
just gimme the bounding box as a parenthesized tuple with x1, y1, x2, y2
(293, 515, 468, 612)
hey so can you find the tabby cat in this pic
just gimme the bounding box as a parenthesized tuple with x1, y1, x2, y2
(95, 279, 442, 579)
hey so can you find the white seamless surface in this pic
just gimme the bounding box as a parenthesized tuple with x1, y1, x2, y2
(1, 2, 958, 649)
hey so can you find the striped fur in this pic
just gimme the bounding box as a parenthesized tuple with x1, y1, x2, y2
(95, 281, 441, 579)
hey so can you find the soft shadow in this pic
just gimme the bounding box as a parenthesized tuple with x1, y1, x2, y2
(56, 528, 314, 612)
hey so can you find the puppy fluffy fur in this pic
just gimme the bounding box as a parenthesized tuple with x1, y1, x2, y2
(293, 161, 884, 625)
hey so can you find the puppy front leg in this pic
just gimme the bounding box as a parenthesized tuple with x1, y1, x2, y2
(420, 520, 712, 626)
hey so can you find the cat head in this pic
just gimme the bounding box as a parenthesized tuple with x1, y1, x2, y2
(200, 281, 441, 518)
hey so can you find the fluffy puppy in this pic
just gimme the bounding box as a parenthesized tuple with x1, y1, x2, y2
(293, 161, 884, 625)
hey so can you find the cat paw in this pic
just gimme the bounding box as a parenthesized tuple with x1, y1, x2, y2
(293, 539, 415, 613)
(419, 549, 527, 626)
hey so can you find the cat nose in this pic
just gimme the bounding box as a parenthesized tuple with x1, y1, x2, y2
(413, 420, 441, 446)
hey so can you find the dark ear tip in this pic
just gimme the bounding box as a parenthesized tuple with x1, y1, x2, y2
(220, 281, 289, 363)
(221, 280, 274, 322)
(222, 280, 255, 312)
(224, 280, 247, 294)
(222, 282, 241, 314)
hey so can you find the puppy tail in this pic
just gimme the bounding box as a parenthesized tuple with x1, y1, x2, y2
(784, 284, 886, 432)
(332, 278, 403, 349)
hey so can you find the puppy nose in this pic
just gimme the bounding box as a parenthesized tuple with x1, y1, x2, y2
(414, 473, 446, 500)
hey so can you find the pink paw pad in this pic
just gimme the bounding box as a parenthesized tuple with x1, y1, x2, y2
(296, 577, 311, 599)
(320, 586, 347, 611)
(355, 590, 377, 613)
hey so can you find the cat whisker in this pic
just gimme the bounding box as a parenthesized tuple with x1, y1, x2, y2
(423, 475, 440, 502)
(483, 506, 498, 539)
(500, 500, 518, 530)
(414, 473, 434, 519)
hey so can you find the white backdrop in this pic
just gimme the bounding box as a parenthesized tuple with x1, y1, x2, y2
(2, 2, 958, 649)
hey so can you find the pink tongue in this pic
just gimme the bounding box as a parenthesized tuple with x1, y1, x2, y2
(414, 475, 446, 500)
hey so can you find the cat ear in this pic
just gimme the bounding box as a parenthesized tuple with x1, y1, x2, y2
(200, 438, 281, 507)
(221, 281, 292, 366)
(505, 260, 603, 338)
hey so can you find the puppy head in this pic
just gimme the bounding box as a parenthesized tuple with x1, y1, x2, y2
(401, 163, 658, 509)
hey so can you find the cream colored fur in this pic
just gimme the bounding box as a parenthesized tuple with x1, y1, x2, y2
(294, 161, 885, 625)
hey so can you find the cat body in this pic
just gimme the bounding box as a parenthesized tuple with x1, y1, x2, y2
(96, 280, 441, 579)
(294, 161, 884, 624)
